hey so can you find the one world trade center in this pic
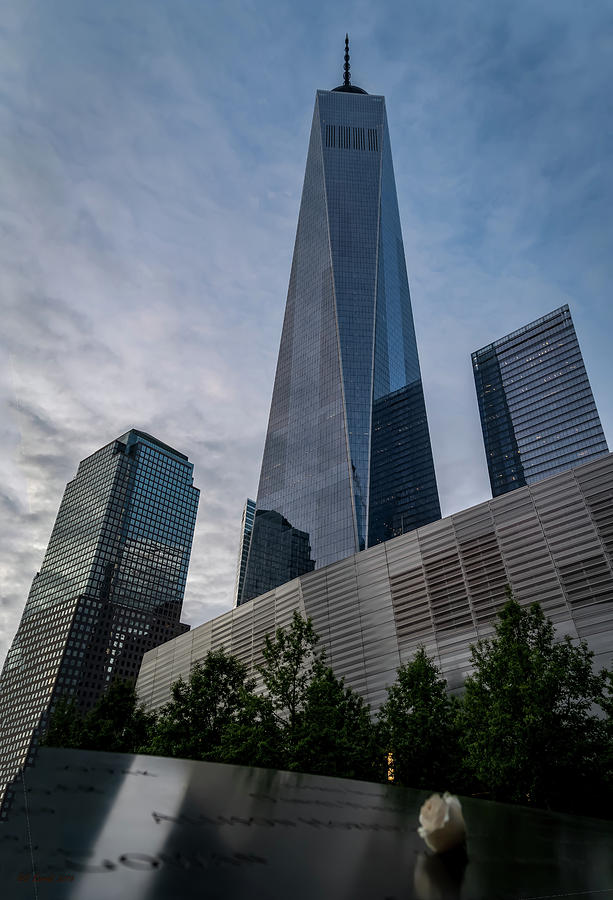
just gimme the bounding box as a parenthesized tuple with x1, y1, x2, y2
(240, 40, 441, 604)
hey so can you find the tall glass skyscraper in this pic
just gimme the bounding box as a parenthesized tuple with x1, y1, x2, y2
(473, 305, 609, 497)
(240, 43, 440, 603)
(233, 498, 256, 606)
(0, 429, 199, 813)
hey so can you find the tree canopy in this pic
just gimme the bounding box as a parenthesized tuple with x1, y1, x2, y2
(460, 589, 612, 815)
(43, 679, 153, 754)
(254, 611, 380, 776)
(378, 646, 460, 790)
(256, 611, 321, 738)
(293, 661, 381, 780)
(43, 595, 613, 818)
(143, 648, 254, 761)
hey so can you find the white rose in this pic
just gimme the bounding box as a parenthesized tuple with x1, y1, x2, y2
(417, 792, 466, 853)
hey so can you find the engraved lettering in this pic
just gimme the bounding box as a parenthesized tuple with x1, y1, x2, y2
(64, 854, 116, 873)
(119, 853, 160, 870)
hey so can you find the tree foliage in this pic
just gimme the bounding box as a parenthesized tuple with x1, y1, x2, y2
(82, 679, 155, 753)
(217, 692, 284, 769)
(43, 597, 613, 819)
(44, 679, 154, 754)
(460, 588, 612, 814)
(293, 661, 380, 780)
(378, 647, 460, 790)
(42, 696, 83, 750)
(257, 612, 321, 737)
(144, 649, 254, 761)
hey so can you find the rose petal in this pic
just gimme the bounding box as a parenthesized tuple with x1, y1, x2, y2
(417, 793, 466, 854)
(419, 793, 447, 832)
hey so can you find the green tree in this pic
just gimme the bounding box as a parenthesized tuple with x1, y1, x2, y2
(218, 691, 284, 769)
(293, 661, 380, 780)
(145, 649, 254, 761)
(44, 680, 155, 754)
(42, 696, 85, 749)
(256, 611, 321, 759)
(81, 679, 155, 753)
(460, 589, 612, 815)
(378, 647, 459, 790)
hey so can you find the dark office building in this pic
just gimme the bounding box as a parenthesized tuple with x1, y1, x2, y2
(473, 305, 608, 497)
(240, 41, 440, 603)
(241, 509, 315, 602)
(0, 429, 199, 812)
(233, 498, 256, 606)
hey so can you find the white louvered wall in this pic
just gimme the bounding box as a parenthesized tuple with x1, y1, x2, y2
(137, 455, 613, 712)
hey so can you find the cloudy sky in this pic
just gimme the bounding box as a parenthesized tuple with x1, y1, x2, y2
(1, 0, 612, 669)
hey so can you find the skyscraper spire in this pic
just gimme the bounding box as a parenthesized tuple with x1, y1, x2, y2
(344, 33, 351, 86)
(332, 33, 367, 94)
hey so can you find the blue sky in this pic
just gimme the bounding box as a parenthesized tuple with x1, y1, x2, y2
(1, 0, 612, 668)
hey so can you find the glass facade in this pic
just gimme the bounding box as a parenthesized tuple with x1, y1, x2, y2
(241, 83, 440, 603)
(0, 430, 199, 814)
(233, 498, 256, 606)
(473, 305, 609, 496)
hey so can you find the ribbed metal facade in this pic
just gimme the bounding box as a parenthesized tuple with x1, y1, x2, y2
(137, 454, 613, 712)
